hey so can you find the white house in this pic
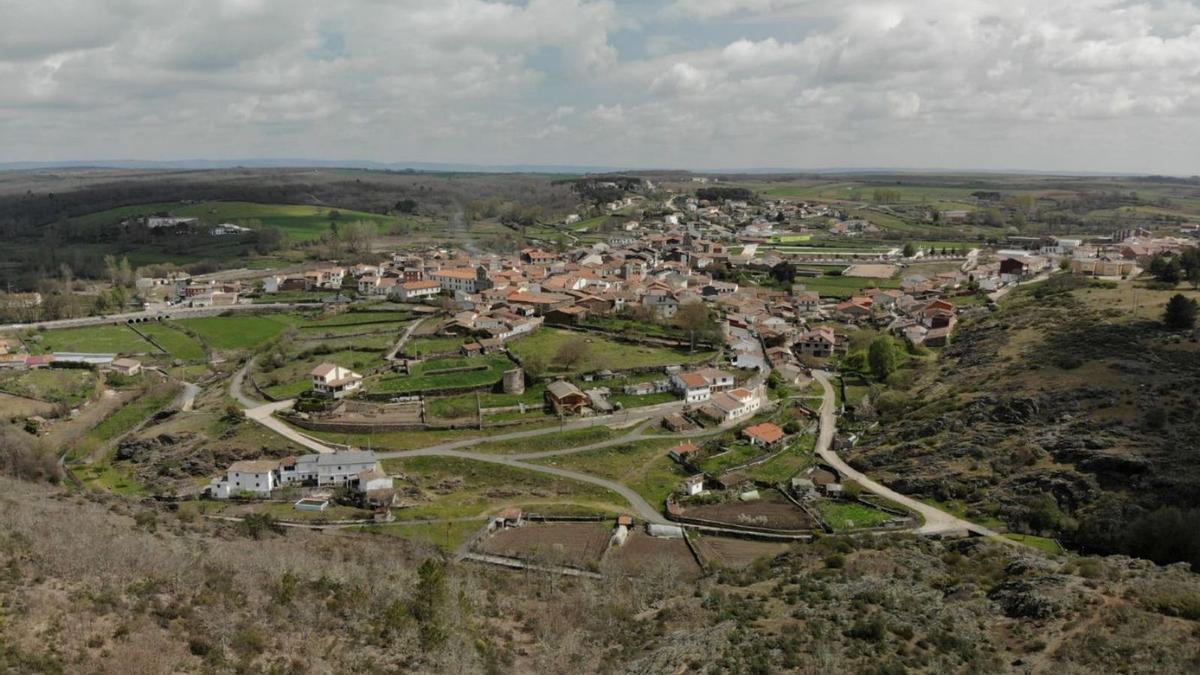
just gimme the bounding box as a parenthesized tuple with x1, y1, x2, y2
(311, 363, 363, 398)
(390, 279, 442, 301)
(673, 371, 713, 403)
(209, 460, 279, 499)
(684, 474, 705, 497)
(701, 387, 761, 423)
(279, 451, 384, 488)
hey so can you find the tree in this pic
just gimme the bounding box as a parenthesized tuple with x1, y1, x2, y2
(554, 336, 591, 370)
(674, 302, 718, 351)
(769, 261, 796, 285)
(867, 336, 899, 380)
(1150, 254, 1183, 284)
(902, 243, 916, 258)
(410, 559, 448, 651)
(1163, 293, 1198, 330)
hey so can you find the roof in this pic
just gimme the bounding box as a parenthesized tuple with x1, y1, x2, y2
(403, 280, 441, 290)
(743, 422, 786, 444)
(311, 363, 338, 377)
(546, 380, 584, 399)
(111, 357, 141, 368)
(670, 442, 700, 455)
(677, 372, 708, 388)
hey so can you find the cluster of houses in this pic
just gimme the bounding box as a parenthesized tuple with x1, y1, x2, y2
(207, 450, 393, 504)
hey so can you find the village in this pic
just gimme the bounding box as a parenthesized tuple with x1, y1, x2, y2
(1, 182, 1197, 578)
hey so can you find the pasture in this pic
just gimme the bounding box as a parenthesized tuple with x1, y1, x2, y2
(368, 353, 513, 394)
(135, 322, 208, 361)
(32, 324, 156, 355)
(74, 200, 399, 242)
(508, 328, 714, 375)
(175, 314, 301, 350)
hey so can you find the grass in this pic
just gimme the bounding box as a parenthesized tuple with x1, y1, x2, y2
(508, 328, 714, 375)
(368, 354, 513, 394)
(1005, 533, 1064, 554)
(471, 425, 620, 455)
(74, 200, 400, 242)
(425, 383, 548, 419)
(135, 322, 208, 361)
(611, 391, 678, 409)
(0, 368, 97, 407)
(71, 384, 182, 494)
(175, 314, 301, 350)
(815, 500, 897, 531)
(256, 348, 387, 399)
(32, 325, 156, 355)
(742, 436, 816, 484)
(356, 521, 485, 553)
(532, 439, 687, 509)
(791, 275, 901, 299)
(380, 455, 631, 520)
(404, 335, 469, 356)
(303, 426, 489, 451)
(699, 443, 766, 475)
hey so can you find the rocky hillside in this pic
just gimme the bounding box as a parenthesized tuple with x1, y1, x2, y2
(850, 276, 1200, 569)
(2, 476, 1200, 673)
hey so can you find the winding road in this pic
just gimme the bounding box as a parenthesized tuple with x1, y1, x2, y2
(810, 370, 1015, 543)
(231, 356, 1021, 541)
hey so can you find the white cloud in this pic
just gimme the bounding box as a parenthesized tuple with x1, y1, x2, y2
(0, 0, 1198, 172)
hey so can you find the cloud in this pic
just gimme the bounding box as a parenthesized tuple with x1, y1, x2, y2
(0, 0, 1198, 172)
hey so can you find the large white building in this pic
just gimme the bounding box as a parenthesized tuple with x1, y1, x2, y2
(209, 460, 280, 498)
(210, 451, 390, 499)
(311, 363, 363, 398)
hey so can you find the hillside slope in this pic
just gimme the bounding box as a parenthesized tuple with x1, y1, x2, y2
(2, 476, 1200, 673)
(850, 276, 1200, 568)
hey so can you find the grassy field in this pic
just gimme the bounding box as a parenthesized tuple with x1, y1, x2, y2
(380, 455, 631, 520)
(471, 425, 619, 455)
(1005, 533, 1064, 554)
(403, 335, 469, 356)
(531, 439, 688, 509)
(31, 325, 156, 355)
(175, 314, 301, 350)
(135, 322, 208, 361)
(258, 345, 384, 398)
(0, 368, 97, 407)
(815, 500, 896, 531)
(792, 274, 901, 298)
(368, 353, 514, 394)
(742, 436, 816, 484)
(508, 329, 714, 375)
(297, 311, 413, 337)
(356, 521, 486, 553)
(74, 200, 400, 242)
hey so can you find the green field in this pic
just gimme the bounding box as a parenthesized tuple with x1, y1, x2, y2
(531, 439, 688, 508)
(792, 274, 901, 298)
(814, 500, 895, 531)
(403, 335, 469, 356)
(357, 521, 486, 553)
(175, 314, 301, 350)
(258, 347, 387, 399)
(74, 200, 400, 242)
(29, 324, 157, 355)
(368, 353, 514, 394)
(135, 322, 208, 361)
(471, 425, 619, 455)
(0, 368, 97, 407)
(508, 328, 714, 375)
(379, 455, 630, 520)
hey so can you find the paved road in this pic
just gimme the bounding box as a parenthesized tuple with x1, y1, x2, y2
(810, 370, 1015, 542)
(987, 270, 1054, 303)
(386, 316, 427, 361)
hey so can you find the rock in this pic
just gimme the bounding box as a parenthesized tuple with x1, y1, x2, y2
(988, 576, 1070, 619)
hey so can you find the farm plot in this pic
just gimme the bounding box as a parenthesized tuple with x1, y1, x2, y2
(478, 522, 612, 568)
(606, 531, 701, 579)
(842, 263, 897, 279)
(297, 311, 413, 337)
(814, 500, 896, 531)
(404, 335, 469, 357)
(368, 354, 513, 394)
(135, 322, 208, 361)
(32, 324, 156, 355)
(680, 495, 818, 531)
(0, 368, 97, 408)
(692, 536, 791, 569)
(175, 314, 301, 350)
(508, 328, 714, 375)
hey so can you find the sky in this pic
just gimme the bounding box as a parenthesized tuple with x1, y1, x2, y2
(2, 0, 1200, 173)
